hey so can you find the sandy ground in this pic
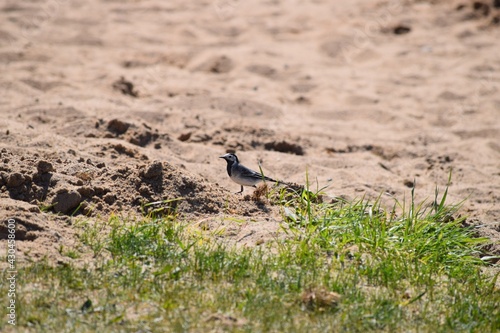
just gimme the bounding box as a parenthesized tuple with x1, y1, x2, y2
(0, 0, 499, 264)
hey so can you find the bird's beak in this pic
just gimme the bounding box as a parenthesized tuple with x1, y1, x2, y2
(219, 155, 225, 159)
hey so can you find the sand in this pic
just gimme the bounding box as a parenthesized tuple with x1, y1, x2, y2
(0, 0, 499, 264)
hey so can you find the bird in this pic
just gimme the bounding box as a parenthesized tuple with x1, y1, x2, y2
(219, 153, 278, 193)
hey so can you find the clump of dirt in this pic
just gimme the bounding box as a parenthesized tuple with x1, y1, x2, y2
(250, 183, 270, 202)
(178, 125, 307, 155)
(86, 118, 163, 149)
(107, 119, 130, 135)
(393, 25, 412, 35)
(264, 140, 304, 155)
(112, 77, 139, 97)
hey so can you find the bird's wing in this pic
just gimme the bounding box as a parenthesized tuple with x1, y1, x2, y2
(239, 166, 277, 182)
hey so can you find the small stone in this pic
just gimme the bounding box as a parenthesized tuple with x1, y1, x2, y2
(404, 180, 414, 188)
(7, 173, 25, 187)
(142, 161, 163, 179)
(178, 132, 191, 142)
(93, 186, 107, 195)
(393, 25, 411, 35)
(103, 193, 116, 205)
(52, 190, 82, 214)
(107, 119, 130, 134)
(28, 205, 41, 213)
(77, 186, 94, 197)
(37, 160, 54, 174)
(138, 185, 151, 196)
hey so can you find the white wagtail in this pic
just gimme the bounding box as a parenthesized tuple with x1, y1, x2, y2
(220, 153, 278, 193)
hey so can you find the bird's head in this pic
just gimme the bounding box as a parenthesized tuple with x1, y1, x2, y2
(219, 153, 239, 164)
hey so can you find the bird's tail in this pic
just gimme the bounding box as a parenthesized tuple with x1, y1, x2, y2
(263, 176, 295, 188)
(256, 164, 295, 188)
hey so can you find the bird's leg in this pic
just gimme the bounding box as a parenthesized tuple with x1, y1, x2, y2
(235, 185, 244, 194)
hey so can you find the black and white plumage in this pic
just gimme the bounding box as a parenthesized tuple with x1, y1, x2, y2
(219, 153, 278, 193)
